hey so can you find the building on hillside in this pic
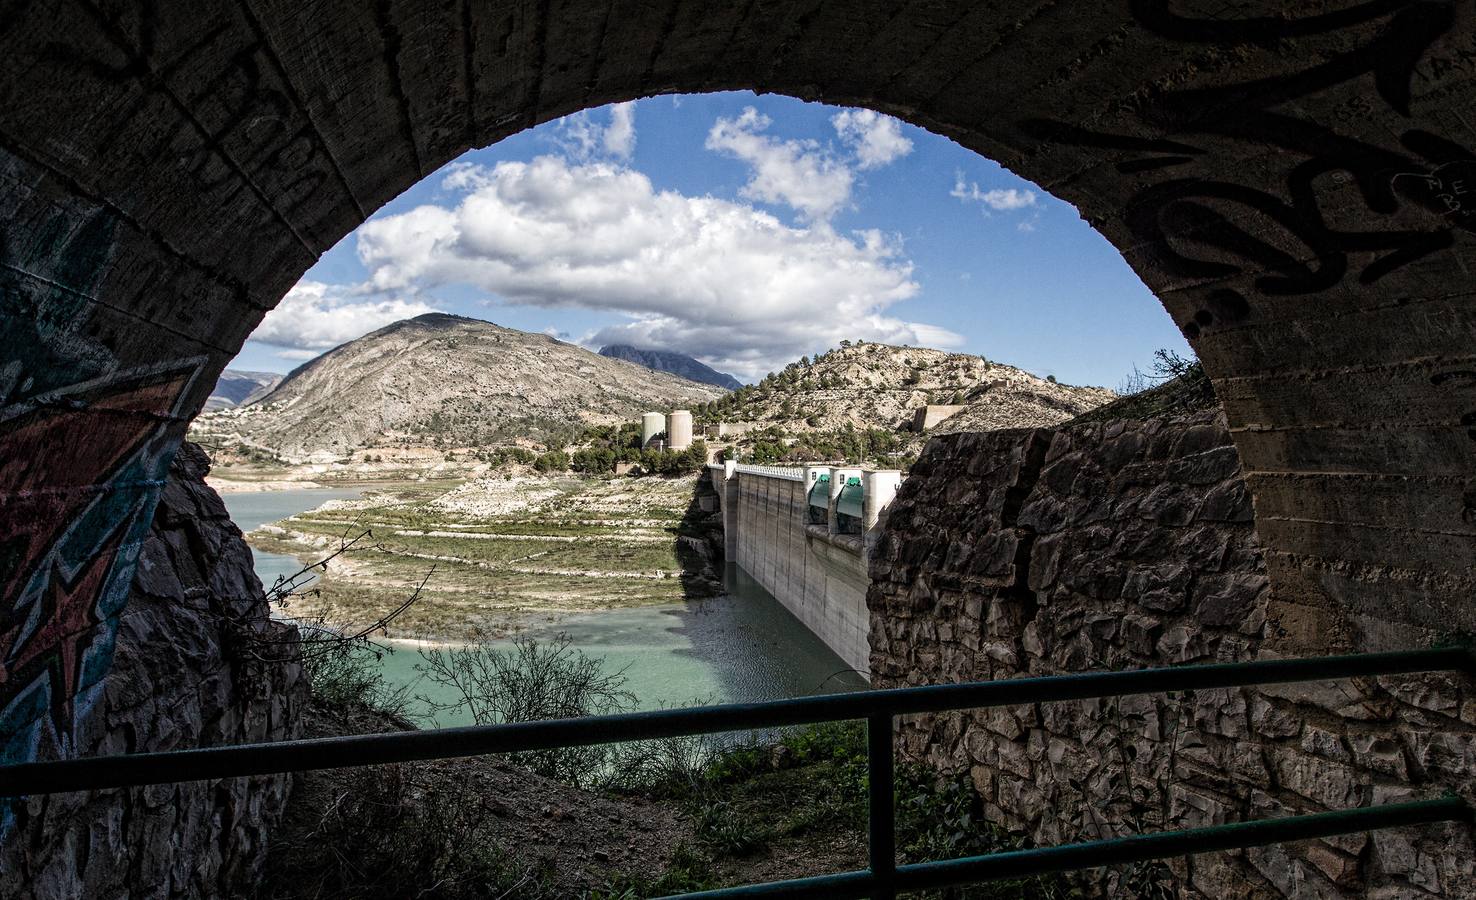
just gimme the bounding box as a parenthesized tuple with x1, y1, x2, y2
(705, 422, 754, 439)
(912, 404, 967, 432)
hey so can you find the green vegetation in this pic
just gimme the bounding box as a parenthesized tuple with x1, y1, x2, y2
(468, 424, 711, 477)
(417, 635, 639, 786)
(627, 722, 1071, 898)
(736, 425, 913, 469)
(268, 631, 1071, 899)
(1070, 349, 1215, 426)
(533, 449, 570, 472)
(479, 446, 536, 467)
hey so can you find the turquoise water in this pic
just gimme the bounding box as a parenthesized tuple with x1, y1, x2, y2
(220, 490, 868, 728)
(377, 569, 868, 726)
(222, 487, 367, 592)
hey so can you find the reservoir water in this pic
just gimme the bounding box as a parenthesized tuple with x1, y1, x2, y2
(221, 487, 368, 592)
(220, 487, 868, 727)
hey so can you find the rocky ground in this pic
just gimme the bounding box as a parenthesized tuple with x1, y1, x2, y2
(255, 700, 695, 899)
(256, 705, 1040, 899)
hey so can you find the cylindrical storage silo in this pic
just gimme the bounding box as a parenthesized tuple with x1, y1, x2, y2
(641, 412, 665, 447)
(667, 410, 694, 451)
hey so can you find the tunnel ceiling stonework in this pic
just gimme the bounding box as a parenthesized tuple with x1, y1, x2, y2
(1, 2, 1474, 761)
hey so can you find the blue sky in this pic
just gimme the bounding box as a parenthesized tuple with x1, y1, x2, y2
(232, 91, 1188, 387)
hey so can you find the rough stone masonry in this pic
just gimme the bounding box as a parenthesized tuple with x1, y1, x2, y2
(870, 411, 1476, 898)
(0, 444, 305, 899)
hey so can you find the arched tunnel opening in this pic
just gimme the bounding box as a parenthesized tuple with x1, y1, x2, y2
(1, 2, 1474, 897)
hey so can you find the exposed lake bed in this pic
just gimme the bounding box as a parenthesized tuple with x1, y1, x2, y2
(217, 477, 866, 728)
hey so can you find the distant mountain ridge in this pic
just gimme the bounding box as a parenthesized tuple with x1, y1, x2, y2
(205, 369, 282, 410)
(599, 345, 743, 391)
(191, 314, 724, 460)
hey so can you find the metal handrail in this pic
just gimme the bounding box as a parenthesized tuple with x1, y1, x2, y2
(2, 646, 1471, 898)
(676, 797, 1471, 899)
(730, 463, 806, 481)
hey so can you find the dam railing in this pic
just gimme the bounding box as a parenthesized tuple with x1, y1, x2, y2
(2, 647, 1473, 898)
(727, 462, 807, 481)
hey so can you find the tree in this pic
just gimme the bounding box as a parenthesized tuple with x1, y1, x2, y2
(680, 440, 709, 473)
(533, 450, 569, 472)
(571, 447, 616, 474)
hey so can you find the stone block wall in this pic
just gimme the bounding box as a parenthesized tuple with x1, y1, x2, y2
(0, 443, 305, 899)
(870, 412, 1476, 898)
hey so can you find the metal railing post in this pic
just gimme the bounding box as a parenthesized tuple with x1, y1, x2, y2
(0, 646, 1470, 900)
(868, 711, 896, 900)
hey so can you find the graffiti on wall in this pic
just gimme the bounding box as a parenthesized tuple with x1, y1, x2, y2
(0, 362, 202, 763)
(1020, 0, 1475, 337)
(0, 208, 204, 805)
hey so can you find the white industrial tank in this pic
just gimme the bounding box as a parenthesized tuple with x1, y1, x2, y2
(667, 409, 694, 451)
(641, 412, 666, 447)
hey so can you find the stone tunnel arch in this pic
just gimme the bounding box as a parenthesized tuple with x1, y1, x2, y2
(2, 0, 1473, 778)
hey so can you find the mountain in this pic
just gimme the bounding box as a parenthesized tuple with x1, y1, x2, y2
(190, 314, 725, 460)
(697, 341, 1114, 434)
(598, 345, 743, 391)
(204, 369, 282, 410)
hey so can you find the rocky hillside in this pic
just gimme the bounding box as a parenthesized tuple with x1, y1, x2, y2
(599, 344, 744, 390)
(699, 341, 1113, 434)
(191, 314, 724, 461)
(205, 368, 282, 410)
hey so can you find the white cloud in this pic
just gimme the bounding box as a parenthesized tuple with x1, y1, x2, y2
(832, 109, 912, 170)
(984, 189, 1036, 211)
(603, 102, 636, 159)
(249, 280, 439, 350)
(549, 102, 637, 162)
(275, 348, 320, 361)
(354, 155, 956, 381)
(705, 107, 854, 222)
(951, 173, 1038, 212)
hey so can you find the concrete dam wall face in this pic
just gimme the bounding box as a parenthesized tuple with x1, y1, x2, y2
(710, 464, 900, 675)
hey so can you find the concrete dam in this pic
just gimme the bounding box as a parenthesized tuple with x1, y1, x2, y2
(708, 463, 902, 675)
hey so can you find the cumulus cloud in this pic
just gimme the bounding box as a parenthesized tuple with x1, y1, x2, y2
(705, 107, 855, 222)
(832, 109, 912, 170)
(705, 107, 913, 222)
(353, 155, 956, 381)
(983, 189, 1036, 211)
(249, 280, 439, 350)
(951, 173, 1038, 212)
(549, 102, 637, 162)
(276, 349, 320, 361)
(603, 103, 636, 159)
